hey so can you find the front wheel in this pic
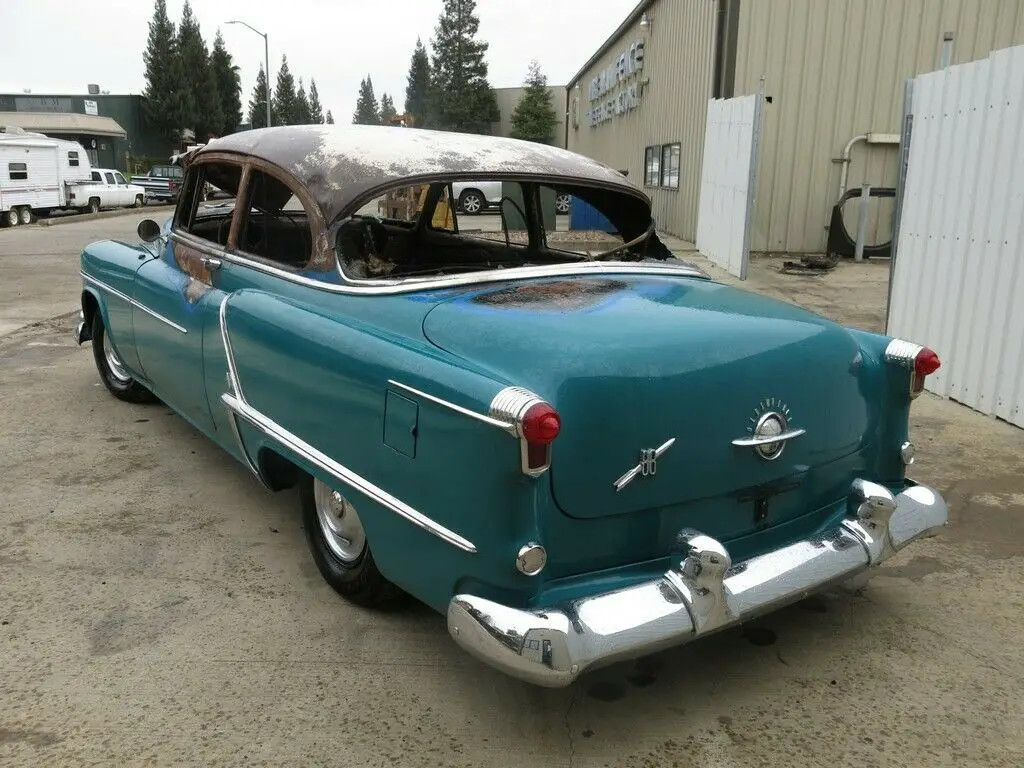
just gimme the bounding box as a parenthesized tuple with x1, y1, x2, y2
(134, 194, 144, 208)
(458, 189, 484, 215)
(301, 476, 401, 607)
(90, 311, 157, 403)
(18, 206, 33, 225)
(4, 208, 20, 227)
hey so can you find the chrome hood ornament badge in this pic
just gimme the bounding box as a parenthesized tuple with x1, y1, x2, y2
(613, 438, 676, 491)
(731, 398, 805, 461)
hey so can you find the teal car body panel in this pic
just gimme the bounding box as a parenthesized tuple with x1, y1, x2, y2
(75, 125, 947, 685)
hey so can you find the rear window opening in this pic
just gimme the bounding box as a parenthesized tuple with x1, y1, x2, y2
(334, 177, 673, 281)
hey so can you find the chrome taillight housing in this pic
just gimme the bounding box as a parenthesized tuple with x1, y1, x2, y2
(884, 338, 941, 399)
(490, 387, 561, 477)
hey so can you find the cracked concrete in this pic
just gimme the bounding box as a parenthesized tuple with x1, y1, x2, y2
(1, 217, 1023, 767)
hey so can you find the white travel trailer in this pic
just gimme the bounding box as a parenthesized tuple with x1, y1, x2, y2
(0, 128, 93, 226)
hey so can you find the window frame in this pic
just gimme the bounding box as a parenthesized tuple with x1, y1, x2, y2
(8, 162, 28, 181)
(114, 171, 127, 185)
(643, 145, 660, 187)
(660, 143, 681, 190)
(68, 151, 80, 167)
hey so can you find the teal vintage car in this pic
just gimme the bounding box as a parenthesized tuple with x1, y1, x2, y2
(76, 125, 948, 687)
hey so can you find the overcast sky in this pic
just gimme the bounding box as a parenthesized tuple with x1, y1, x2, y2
(1, 0, 638, 122)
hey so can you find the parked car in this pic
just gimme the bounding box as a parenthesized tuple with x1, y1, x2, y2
(75, 124, 948, 688)
(452, 179, 571, 216)
(130, 163, 184, 205)
(65, 168, 147, 213)
(0, 129, 93, 225)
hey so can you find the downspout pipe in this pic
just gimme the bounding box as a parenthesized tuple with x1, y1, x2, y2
(838, 133, 869, 198)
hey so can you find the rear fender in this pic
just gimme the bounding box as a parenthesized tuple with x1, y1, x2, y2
(217, 289, 549, 613)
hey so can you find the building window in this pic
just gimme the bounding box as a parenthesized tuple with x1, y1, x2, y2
(68, 151, 80, 167)
(8, 162, 27, 181)
(660, 143, 680, 189)
(644, 146, 661, 187)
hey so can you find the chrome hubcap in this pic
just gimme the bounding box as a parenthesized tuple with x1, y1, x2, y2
(102, 332, 131, 382)
(463, 195, 482, 213)
(6, 209, 18, 226)
(556, 195, 570, 212)
(313, 480, 366, 563)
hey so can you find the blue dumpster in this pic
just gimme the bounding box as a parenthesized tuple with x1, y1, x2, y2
(569, 197, 618, 234)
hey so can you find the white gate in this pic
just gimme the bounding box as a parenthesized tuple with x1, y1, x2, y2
(696, 90, 764, 280)
(888, 44, 1024, 428)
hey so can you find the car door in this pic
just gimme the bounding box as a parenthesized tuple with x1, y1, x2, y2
(102, 171, 119, 206)
(114, 171, 132, 205)
(131, 162, 241, 436)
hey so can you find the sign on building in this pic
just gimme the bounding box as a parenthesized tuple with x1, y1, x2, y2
(84, 99, 98, 116)
(587, 39, 645, 127)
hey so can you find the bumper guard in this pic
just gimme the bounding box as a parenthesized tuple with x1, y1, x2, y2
(447, 479, 947, 687)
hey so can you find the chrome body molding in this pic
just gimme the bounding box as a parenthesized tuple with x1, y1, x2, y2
(613, 438, 676, 491)
(218, 297, 268, 487)
(218, 299, 476, 554)
(222, 391, 478, 554)
(731, 427, 807, 448)
(387, 379, 516, 434)
(81, 271, 187, 334)
(447, 479, 948, 687)
(884, 338, 925, 368)
(200, 248, 708, 297)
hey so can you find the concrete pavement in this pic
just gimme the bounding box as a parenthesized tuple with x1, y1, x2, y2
(1, 222, 1022, 767)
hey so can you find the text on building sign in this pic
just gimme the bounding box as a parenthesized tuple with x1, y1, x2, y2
(587, 39, 644, 126)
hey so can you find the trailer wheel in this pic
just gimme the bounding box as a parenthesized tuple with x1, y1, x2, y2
(88, 198, 100, 214)
(18, 207, 33, 225)
(4, 208, 19, 227)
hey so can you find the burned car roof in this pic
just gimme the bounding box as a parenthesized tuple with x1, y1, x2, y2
(192, 124, 648, 225)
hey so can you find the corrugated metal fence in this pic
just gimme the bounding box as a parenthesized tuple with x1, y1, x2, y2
(887, 44, 1024, 428)
(696, 91, 764, 279)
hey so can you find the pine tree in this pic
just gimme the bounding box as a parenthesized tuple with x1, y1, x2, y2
(379, 93, 397, 125)
(325, 110, 335, 124)
(509, 60, 557, 144)
(295, 78, 312, 124)
(427, 0, 499, 133)
(210, 30, 242, 135)
(308, 79, 324, 123)
(273, 54, 298, 125)
(176, 1, 221, 141)
(247, 64, 270, 128)
(142, 0, 190, 147)
(404, 37, 430, 125)
(352, 76, 380, 125)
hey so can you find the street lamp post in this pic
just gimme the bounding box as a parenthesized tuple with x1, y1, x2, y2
(226, 19, 270, 128)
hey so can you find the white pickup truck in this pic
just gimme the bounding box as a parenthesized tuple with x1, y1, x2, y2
(65, 168, 147, 213)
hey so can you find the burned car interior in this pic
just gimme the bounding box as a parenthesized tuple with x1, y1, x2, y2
(334, 178, 675, 281)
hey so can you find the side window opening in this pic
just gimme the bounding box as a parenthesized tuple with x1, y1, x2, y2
(237, 169, 313, 269)
(8, 162, 28, 181)
(68, 151, 80, 167)
(114, 172, 127, 185)
(91, 171, 101, 182)
(173, 161, 242, 249)
(103, 171, 115, 185)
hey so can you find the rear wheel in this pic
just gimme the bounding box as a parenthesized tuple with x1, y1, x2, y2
(301, 475, 401, 607)
(90, 311, 157, 403)
(458, 189, 484, 215)
(18, 206, 33, 225)
(88, 198, 100, 214)
(555, 193, 571, 215)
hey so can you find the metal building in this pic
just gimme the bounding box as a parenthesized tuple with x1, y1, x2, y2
(566, 0, 1024, 254)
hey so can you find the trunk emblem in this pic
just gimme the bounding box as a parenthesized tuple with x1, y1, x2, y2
(613, 438, 676, 491)
(731, 400, 806, 461)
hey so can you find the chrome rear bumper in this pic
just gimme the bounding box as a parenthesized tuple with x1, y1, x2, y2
(447, 479, 948, 687)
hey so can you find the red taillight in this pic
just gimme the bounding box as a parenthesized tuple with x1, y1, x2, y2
(522, 403, 561, 445)
(915, 347, 941, 376)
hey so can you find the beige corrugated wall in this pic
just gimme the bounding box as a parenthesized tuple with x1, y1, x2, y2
(734, 0, 1024, 255)
(566, 0, 716, 239)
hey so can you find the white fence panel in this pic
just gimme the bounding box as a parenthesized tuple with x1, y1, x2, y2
(696, 93, 761, 279)
(888, 45, 1024, 428)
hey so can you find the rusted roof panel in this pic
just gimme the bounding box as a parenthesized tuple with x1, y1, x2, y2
(195, 124, 646, 225)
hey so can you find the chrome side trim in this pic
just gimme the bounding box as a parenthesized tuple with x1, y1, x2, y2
(613, 437, 676, 491)
(218, 296, 267, 487)
(206, 247, 708, 297)
(387, 379, 515, 433)
(447, 479, 948, 687)
(81, 271, 187, 334)
(222, 391, 477, 554)
(730, 428, 807, 448)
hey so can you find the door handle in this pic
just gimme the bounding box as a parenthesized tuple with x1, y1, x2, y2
(201, 256, 222, 270)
